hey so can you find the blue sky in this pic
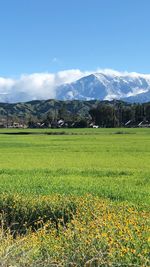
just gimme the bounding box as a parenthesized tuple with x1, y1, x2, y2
(0, 0, 150, 77)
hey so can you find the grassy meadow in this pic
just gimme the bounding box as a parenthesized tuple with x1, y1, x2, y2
(0, 128, 150, 266)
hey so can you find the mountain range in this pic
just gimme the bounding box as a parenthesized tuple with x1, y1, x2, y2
(56, 72, 150, 103)
(1, 71, 150, 103)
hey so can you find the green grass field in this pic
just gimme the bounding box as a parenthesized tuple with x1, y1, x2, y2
(0, 128, 150, 205)
(0, 128, 150, 266)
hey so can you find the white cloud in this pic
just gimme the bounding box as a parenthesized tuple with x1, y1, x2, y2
(0, 69, 87, 103)
(96, 68, 150, 80)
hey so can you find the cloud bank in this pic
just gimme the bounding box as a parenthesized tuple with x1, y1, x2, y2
(0, 69, 88, 103)
(1, 69, 150, 103)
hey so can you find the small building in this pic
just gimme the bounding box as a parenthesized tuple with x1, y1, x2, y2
(90, 123, 99, 128)
(125, 120, 132, 127)
(138, 120, 150, 128)
(57, 119, 65, 128)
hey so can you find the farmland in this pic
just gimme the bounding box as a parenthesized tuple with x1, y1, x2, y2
(0, 128, 150, 266)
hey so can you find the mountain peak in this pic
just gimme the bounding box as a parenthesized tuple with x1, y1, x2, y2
(56, 71, 150, 103)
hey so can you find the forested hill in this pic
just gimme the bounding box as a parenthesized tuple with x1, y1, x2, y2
(0, 99, 99, 119)
(0, 99, 150, 127)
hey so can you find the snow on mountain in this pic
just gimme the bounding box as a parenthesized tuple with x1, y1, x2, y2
(1, 70, 150, 103)
(56, 74, 107, 100)
(122, 90, 150, 103)
(56, 71, 150, 103)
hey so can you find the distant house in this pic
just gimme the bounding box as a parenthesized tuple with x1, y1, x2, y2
(124, 120, 137, 127)
(9, 122, 27, 128)
(138, 120, 150, 128)
(13, 122, 21, 128)
(125, 120, 132, 127)
(93, 125, 99, 128)
(36, 122, 48, 128)
(90, 123, 99, 128)
(57, 119, 65, 128)
(124, 119, 150, 128)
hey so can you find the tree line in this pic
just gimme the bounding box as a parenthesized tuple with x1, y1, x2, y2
(0, 100, 150, 128)
(29, 101, 150, 128)
(89, 101, 150, 127)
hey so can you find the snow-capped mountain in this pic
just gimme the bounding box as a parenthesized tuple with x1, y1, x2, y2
(56, 72, 150, 103)
(1, 70, 150, 103)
